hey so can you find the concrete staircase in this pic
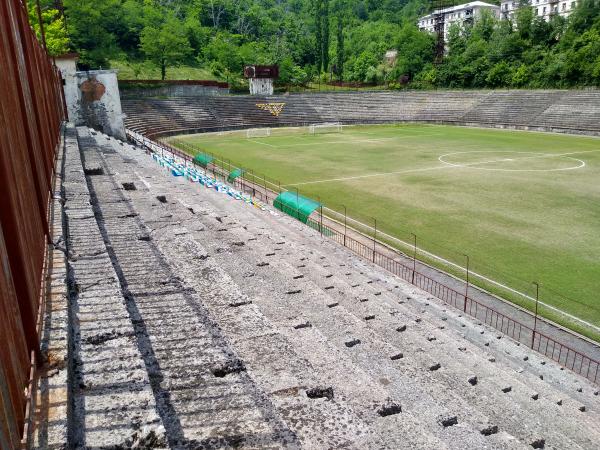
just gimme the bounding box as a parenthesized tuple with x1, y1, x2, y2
(121, 90, 600, 137)
(45, 125, 600, 448)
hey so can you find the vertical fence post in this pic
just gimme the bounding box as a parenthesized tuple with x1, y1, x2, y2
(342, 204, 347, 247)
(463, 254, 469, 313)
(531, 282, 539, 349)
(372, 217, 377, 263)
(411, 233, 417, 284)
(263, 173, 268, 202)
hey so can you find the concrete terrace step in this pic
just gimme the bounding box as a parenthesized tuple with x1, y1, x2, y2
(84, 130, 600, 448)
(122, 90, 600, 136)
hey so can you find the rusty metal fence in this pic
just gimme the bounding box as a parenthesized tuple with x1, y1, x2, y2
(0, 0, 66, 447)
(127, 132, 600, 386)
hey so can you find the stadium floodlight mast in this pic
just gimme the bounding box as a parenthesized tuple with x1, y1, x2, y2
(532, 281, 540, 348)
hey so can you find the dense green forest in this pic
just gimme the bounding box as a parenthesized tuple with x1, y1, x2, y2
(33, 0, 600, 88)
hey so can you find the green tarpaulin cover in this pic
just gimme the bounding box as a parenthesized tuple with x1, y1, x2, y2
(193, 153, 213, 168)
(227, 168, 245, 183)
(273, 191, 320, 224)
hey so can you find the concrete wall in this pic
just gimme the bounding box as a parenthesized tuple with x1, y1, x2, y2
(57, 63, 126, 140)
(120, 84, 229, 98)
(249, 78, 274, 95)
(75, 70, 125, 140)
(55, 58, 79, 123)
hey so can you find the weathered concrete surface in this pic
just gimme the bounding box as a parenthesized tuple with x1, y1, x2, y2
(120, 83, 229, 98)
(75, 70, 126, 139)
(35, 125, 600, 448)
(29, 129, 70, 450)
(34, 125, 165, 448)
(55, 56, 79, 123)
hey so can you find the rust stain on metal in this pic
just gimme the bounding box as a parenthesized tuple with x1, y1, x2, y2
(0, 0, 66, 447)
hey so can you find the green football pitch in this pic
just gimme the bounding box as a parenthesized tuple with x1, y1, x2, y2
(169, 124, 600, 338)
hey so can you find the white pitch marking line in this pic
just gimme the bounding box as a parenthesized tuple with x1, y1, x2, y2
(287, 149, 594, 186)
(251, 139, 276, 147)
(286, 153, 564, 186)
(275, 138, 394, 147)
(323, 207, 600, 333)
(285, 165, 450, 186)
(438, 150, 587, 172)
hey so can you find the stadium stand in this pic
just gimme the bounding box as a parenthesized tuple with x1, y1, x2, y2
(122, 90, 600, 138)
(35, 123, 600, 448)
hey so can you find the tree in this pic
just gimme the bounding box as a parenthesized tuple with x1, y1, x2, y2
(29, 2, 70, 56)
(314, 0, 323, 72)
(486, 61, 514, 87)
(322, 0, 330, 72)
(336, 17, 345, 80)
(63, 0, 123, 68)
(140, 15, 192, 80)
(515, 0, 534, 41)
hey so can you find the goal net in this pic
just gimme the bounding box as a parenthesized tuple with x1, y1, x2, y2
(308, 123, 343, 134)
(246, 128, 271, 138)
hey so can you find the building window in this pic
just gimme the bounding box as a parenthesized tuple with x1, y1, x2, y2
(562, 3, 566, 9)
(543, 6, 547, 12)
(571, 1, 576, 7)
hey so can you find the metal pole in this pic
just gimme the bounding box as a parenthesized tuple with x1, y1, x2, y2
(463, 254, 469, 313)
(35, 0, 48, 50)
(263, 173, 268, 202)
(372, 217, 377, 263)
(342, 204, 347, 247)
(411, 233, 417, 284)
(531, 282, 539, 349)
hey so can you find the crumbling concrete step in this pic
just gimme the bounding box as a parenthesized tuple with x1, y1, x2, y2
(61, 127, 165, 448)
(95, 130, 600, 446)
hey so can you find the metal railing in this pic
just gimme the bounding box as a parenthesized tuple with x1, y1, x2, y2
(127, 131, 599, 386)
(0, 0, 66, 447)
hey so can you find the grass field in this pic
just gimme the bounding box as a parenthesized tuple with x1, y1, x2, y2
(110, 60, 218, 80)
(170, 124, 600, 338)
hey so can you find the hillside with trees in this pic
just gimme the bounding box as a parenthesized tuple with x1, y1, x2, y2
(33, 0, 600, 88)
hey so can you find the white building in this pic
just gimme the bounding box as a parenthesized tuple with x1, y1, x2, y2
(418, 1, 501, 41)
(500, 0, 577, 21)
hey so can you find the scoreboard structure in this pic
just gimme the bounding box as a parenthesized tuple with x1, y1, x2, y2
(244, 65, 279, 95)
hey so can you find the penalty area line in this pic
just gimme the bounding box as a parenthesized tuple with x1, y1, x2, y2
(250, 139, 276, 147)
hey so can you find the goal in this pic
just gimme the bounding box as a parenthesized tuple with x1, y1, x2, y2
(308, 122, 343, 134)
(246, 128, 271, 138)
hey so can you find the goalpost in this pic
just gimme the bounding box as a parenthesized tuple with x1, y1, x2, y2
(246, 128, 271, 138)
(308, 122, 343, 135)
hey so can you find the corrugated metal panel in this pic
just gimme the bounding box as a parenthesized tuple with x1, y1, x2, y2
(0, 0, 66, 447)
